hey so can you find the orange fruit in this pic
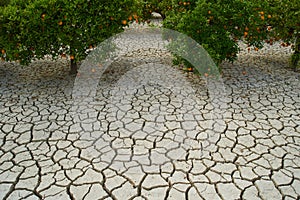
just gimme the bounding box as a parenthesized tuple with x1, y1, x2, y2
(245, 27, 249, 31)
(58, 21, 63, 26)
(208, 10, 211, 15)
(244, 32, 248, 37)
(1, 49, 5, 54)
(128, 15, 133, 21)
(121, 20, 127, 25)
(41, 13, 46, 19)
(260, 11, 264, 15)
(267, 14, 271, 19)
(254, 47, 259, 51)
(70, 55, 75, 60)
(261, 16, 265, 20)
(183, 2, 187, 6)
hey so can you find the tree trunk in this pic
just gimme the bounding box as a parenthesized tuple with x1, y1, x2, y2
(70, 59, 78, 75)
(292, 35, 299, 72)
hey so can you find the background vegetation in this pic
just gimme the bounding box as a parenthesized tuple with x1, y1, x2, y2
(0, 0, 299, 74)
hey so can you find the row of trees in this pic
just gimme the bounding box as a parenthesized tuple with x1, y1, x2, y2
(0, 0, 299, 74)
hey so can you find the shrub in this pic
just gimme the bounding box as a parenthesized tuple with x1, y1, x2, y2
(0, 0, 137, 74)
(144, 0, 299, 72)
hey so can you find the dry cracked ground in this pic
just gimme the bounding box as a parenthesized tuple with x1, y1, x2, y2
(0, 25, 299, 200)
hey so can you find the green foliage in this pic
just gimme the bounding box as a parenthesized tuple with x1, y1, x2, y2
(137, 0, 174, 20)
(163, 0, 268, 67)
(0, 0, 137, 72)
(0, 0, 10, 7)
(143, 0, 299, 72)
(1, 0, 299, 73)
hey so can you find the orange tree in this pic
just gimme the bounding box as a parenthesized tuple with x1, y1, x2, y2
(142, 0, 299, 72)
(162, 0, 269, 68)
(263, 0, 300, 70)
(0, 0, 137, 74)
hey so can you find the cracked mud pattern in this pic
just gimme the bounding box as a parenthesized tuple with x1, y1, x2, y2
(0, 26, 300, 200)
